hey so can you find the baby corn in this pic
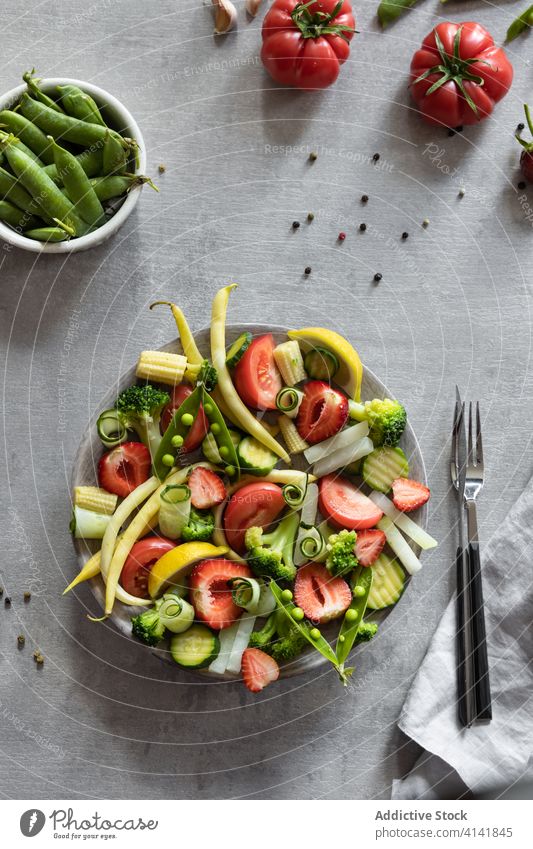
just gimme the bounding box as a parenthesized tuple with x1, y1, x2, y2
(273, 340, 306, 386)
(278, 415, 308, 454)
(136, 350, 187, 385)
(74, 486, 118, 515)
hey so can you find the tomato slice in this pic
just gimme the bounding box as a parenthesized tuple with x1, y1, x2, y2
(97, 442, 151, 498)
(223, 482, 286, 553)
(160, 385, 208, 452)
(318, 474, 384, 530)
(233, 334, 282, 411)
(121, 537, 177, 598)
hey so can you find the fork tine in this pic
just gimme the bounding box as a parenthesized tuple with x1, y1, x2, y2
(467, 401, 474, 468)
(476, 401, 483, 468)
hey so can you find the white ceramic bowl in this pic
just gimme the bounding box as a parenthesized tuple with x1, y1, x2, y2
(0, 77, 146, 254)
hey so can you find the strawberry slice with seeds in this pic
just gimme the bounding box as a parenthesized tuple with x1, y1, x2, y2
(294, 563, 351, 624)
(189, 558, 252, 630)
(241, 648, 280, 693)
(391, 477, 430, 513)
(188, 467, 227, 509)
(296, 380, 348, 445)
(355, 529, 386, 567)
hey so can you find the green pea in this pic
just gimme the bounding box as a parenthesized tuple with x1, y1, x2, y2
(210, 422, 221, 435)
(204, 403, 213, 415)
(281, 589, 293, 602)
(181, 413, 194, 427)
(161, 454, 175, 468)
(310, 628, 321, 640)
(353, 585, 366, 598)
(345, 608, 359, 622)
(292, 607, 305, 621)
(225, 465, 236, 477)
(219, 445, 229, 459)
(171, 434, 184, 448)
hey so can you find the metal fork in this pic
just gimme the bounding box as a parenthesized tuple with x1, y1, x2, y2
(462, 400, 492, 724)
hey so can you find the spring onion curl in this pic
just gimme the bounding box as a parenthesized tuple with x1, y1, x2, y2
(210, 284, 290, 463)
(104, 463, 216, 616)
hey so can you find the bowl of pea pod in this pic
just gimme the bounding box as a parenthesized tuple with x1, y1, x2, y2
(0, 71, 154, 253)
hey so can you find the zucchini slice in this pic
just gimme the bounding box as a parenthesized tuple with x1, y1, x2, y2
(367, 554, 405, 610)
(304, 347, 339, 381)
(362, 446, 409, 493)
(225, 331, 252, 368)
(237, 435, 278, 476)
(170, 624, 220, 669)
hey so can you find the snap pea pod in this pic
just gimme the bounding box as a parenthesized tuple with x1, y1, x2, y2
(270, 581, 350, 684)
(0, 199, 40, 231)
(377, 0, 418, 28)
(0, 109, 54, 164)
(153, 387, 203, 480)
(200, 386, 240, 479)
(19, 93, 127, 149)
(23, 71, 64, 113)
(50, 137, 105, 227)
(102, 130, 127, 175)
(90, 174, 150, 202)
(335, 566, 373, 669)
(24, 226, 70, 242)
(42, 144, 104, 183)
(0, 165, 47, 216)
(56, 84, 107, 126)
(0, 135, 90, 236)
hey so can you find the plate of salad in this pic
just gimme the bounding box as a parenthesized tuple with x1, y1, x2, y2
(69, 285, 437, 693)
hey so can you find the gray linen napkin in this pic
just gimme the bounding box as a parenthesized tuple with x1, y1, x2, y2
(392, 479, 533, 799)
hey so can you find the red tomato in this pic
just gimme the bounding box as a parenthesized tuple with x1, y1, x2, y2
(121, 537, 176, 598)
(410, 21, 513, 127)
(160, 385, 208, 451)
(261, 0, 355, 91)
(97, 442, 151, 498)
(319, 474, 384, 530)
(223, 481, 286, 552)
(233, 334, 282, 411)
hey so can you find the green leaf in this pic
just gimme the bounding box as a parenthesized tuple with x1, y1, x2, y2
(506, 4, 533, 43)
(377, 0, 418, 29)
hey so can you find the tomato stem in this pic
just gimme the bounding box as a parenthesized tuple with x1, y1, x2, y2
(290, 0, 354, 41)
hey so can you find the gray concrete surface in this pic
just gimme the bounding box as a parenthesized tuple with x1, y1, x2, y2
(0, 0, 532, 800)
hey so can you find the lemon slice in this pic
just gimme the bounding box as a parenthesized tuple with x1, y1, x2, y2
(148, 541, 228, 599)
(288, 327, 363, 401)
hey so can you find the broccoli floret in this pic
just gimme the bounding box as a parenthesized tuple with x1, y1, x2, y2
(245, 511, 299, 582)
(349, 397, 407, 447)
(181, 507, 214, 542)
(326, 529, 358, 577)
(186, 359, 218, 392)
(131, 608, 166, 646)
(248, 611, 278, 650)
(115, 384, 170, 458)
(249, 610, 309, 662)
(270, 623, 310, 663)
(355, 620, 378, 643)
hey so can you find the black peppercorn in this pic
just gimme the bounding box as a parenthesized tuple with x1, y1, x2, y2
(402, 232, 409, 240)
(304, 266, 312, 275)
(292, 221, 300, 229)
(359, 223, 367, 232)
(374, 273, 382, 282)
(518, 181, 526, 190)
(372, 153, 380, 162)
(361, 194, 368, 203)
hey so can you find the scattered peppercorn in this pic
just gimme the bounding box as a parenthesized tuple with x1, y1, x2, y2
(361, 194, 368, 203)
(448, 128, 456, 137)
(517, 122, 525, 132)
(401, 231, 409, 240)
(17, 634, 25, 647)
(518, 181, 526, 190)
(309, 151, 318, 161)
(456, 126, 464, 133)
(0, 587, 3, 597)
(359, 223, 367, 232)
(158, 164, 166, 174)
(35, 654, 44, 666)
(304, 266, 312, 275)
(307, 212, 314, 222)
(292, 221, 300, 229)
(458, 187, 465, 198)
(5, 597, 11, 606)
(422, 218, 430, 228)
(374, 273, 382, 282)
(338, 232, 346, 241)
(23, 591, 31, 602)
(372, 153, 380, 162)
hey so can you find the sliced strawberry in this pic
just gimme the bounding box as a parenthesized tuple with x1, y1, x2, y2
(294, 563, 351, 624)
(355, 529, 386, 567)
(296, 380, 348, 445)
(241, 648, 280, 693)
(392, 477, 430, 513)
(189, 558, 252, 630)
(319, 474, 383, 530)
(188, 467, 227, 509)
(98, 441, 151, 498)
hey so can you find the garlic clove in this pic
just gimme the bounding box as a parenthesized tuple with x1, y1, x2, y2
(245, 0, 263, 16)
(212, 0, 237, 33)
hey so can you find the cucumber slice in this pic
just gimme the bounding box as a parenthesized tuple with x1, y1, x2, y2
(237, 435, 278, 476)
(362, 446, 409, 493)
(304, 347, 339, 380)
(202, 429, 241, 464)
(226, 331, 252, 368)
(170, 624, 220, 669)
(367, 554, 405, 609)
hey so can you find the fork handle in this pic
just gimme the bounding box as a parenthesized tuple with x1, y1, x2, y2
(456, 545, 473, 727)
(464, 501, 492, 725)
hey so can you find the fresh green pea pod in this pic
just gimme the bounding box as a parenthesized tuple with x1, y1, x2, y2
(0, 136, 89, 236)
(377, 0, 418, 28)
(90, 174, 156, 202)
(505, 4, 533, 42)
(24, 226, 70, 242)
(153, 387, 203, 480)
(19, 93, 125, 150)
(56, 84, 107, 126)
(0, 109, 54, 164)
(102, 130, 127, 175)
(23, 71, 64, 113)
(200, 387, 240, 478)
(0, 199, 41, 231)
(43, 145, 104, 183)
(49, 137, 105, 227)
(0, 166, 52, 222)
(335, 566, 373, 669)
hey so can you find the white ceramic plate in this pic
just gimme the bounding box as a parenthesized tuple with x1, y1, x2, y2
(71, 323, 428, 679)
